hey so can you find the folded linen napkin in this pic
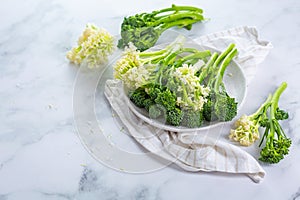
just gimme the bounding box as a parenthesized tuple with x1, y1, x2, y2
(104, 26, 272, 183)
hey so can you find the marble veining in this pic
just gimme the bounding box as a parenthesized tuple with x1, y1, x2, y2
(1, 0, 300, 199)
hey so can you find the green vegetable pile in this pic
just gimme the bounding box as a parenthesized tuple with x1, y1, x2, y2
(229, 82, 291, 164)
(118, 4, 205, 51)
(114, 38, 238, 128)
(66, 4, 292, 164)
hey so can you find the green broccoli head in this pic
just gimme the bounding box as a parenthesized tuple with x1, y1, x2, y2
(146, 84, 162, 101)
(259, 118, 269, 127)
(129, 88, 148, 108)
(214, 93, 237, 122)
(202, 91, 237, 122)
(121, 13, 155, 30)
(166, 107, 183, 126)
(274, 137, 291, 156)
(275, 108, 289, 120)
(143, 98, 154, 111)
(118, 27, 160, 51)
(154, 89, 176, 111)
(149, 104, 163, 119)
(118, 13, 162, 50)
(181, 110, 203, 128)
(259, 145, 284, 164)
(259, 136, 291, 164)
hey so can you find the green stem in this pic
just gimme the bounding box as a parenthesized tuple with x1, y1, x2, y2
(265, 82, 288, 147)
(206, 44, 235, 87)
(270, 82, 288, 120)
(140, 48, 167, 57)
(181, 82, 193, 107)
(155, 4, 203, 15)
(153, 5, 203, 20)
(214, 44, 235, 69)
(259, 126, 270, 147)
(142, 53, 168, 64)
(162, 48, 200, 65)
(175, 50, 211, 67)
(213, 48, 238, 92)
(140, 35, 184, 57)
(250, 94, 272, 120)
(161, 17, 203, 31)
(188, 58, 202, 66)
(153, 11, 203, 27)
(198, 52, 218, 83)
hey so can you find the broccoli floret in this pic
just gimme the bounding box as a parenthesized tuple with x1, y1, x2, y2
(259, 118, 269, 127)
(143, 98, 154, 111)
(166, 107, 183, 126)
(202, 44, 238, 122)
(259, 132, 291, 164)
(118, 4, 205, 51)
(204, 92, 237, 122)
(181, 110, 203, 128)
(146, 85, 162, 101)
(154, 89, 176, 111)
(214, 93, 237, 121)
(149, 104, 164, 119)
(129, 88, 149, 108)
(275, 108, 289, 120)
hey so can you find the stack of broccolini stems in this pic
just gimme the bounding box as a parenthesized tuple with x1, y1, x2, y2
(114, 37, 291, 164)
(114, 38, 238, 128)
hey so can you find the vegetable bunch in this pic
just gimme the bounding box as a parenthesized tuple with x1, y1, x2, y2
(229, 82, 291, 164)
(66, 24, 115, 68)
(114, 38, 238, 128)
(118, 4, 205, 51)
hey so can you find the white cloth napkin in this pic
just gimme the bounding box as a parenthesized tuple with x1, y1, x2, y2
(104, 26, 272, 183)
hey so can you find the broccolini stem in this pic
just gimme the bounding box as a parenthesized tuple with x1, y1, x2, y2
(265, 82, 288, 148)
(139, 48, 168, 57)
(268, 82, 287, 140)
(153, 11, 203, 28)
(206, 44, 235, 86)
(160, 17, 204, 31)
(188, 58, 203, 66)
(153, 5, 203, 20)
(258, 83, 288, 148)
(214, 44, 235, 69)
(155, 4, 203, 16)
(250, 94, 272, 120)
(258, 125, 270, 147)
(270, 82, 288, 120)
(142, 52, 170, 64)
(213, 48, 238, 92)
(140, 35, 185, 57)
(162, 48, 203, 65)
(181, 82, 194, 107)
(198, 52, 218, 83)
(175, 50, 211, 67)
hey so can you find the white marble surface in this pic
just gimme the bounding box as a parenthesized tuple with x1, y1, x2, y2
(1, 0, 300, 199)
